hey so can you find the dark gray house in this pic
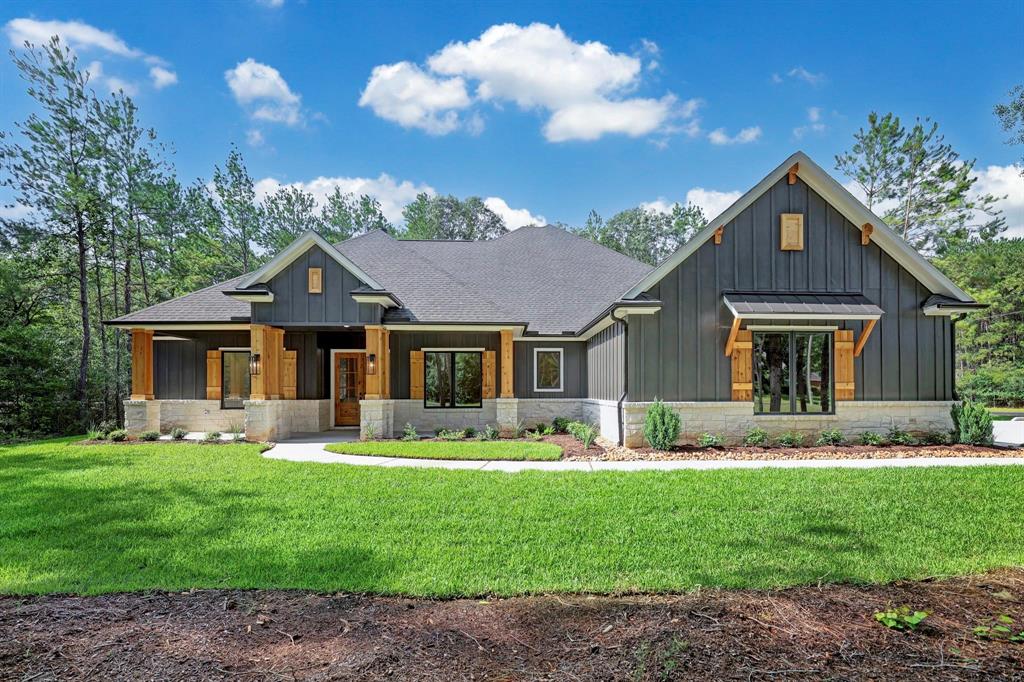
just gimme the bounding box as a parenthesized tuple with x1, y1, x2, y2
(110, 152, 982, 445)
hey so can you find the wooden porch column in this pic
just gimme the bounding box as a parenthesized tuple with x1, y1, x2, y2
(381, 328, 391, 399)
(250, 324, 285, 400)
(130, 328, 154, 400)
(365, 325, 384, 399)
(500, 328, 514, 398)
(250, 324, 267, 400)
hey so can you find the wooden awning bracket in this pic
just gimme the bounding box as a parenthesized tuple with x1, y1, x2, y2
(787, 163, 799, 185)
(724, 316, 742, 356)
(713, 225, 725, 245)
(853, 318, 877, 357)
(861, 222, 873, 246)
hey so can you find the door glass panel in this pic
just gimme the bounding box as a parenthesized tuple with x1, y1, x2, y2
(222, 351, 251, 409)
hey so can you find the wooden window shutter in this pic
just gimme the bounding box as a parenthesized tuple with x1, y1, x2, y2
(283, 349, 297, 399)
(308, 267, 322, 293)
(780, 213, 804, 251)
(482, 350, 496, 399)
(730, 330, 753, 401)
(206, 350, 222, 400)
(834, 330, 855, 400)
(409, 350, 425, 400)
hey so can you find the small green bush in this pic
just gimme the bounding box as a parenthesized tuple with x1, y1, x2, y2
(566, 421, 598, 449)
(552, 416, 570, 433)
(886, 424, 916, 446)
(743, 427, 769, 447)
(643, 399, 680, 451)
(920, 430, 951, 446)
(480, 424, 499, 441)
(540, 424, 555, 436)
(775, 431, 805, 448)
(139, 431, 160, 442)
(86, 429, 105, 441)
(696, 432, 724, 448)
(97, 419, 117, 436)
(170, 427, 188, 440)
(874, 606, 929, 631)
(815, 429, 846, 446)
(107, 429, 128, 442)
(203, 431, 222, 442)
(952, 400, 994, 446)
(534, 422, 548, 433)
(463, 426, 477, 439)
(437, 428, 466, 441)
(401, 422, 419, 441)
(511, 419, 526, 439)
(527, 429, 545, 441)
(860, 431, 884, 446)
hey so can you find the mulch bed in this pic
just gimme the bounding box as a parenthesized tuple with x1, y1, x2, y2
(2, 571, 1022, 680)
(570, 443, 1018, 462)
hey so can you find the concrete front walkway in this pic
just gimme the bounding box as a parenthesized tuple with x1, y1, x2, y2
(265, 434, 1024, 472)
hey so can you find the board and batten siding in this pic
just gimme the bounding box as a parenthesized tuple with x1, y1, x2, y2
(251, 245, 381, 326)
(513, 341, 587, 398)
(628, 175, 953, 403)
(586, 322, 624, 401)
(388, 331, 502, 400)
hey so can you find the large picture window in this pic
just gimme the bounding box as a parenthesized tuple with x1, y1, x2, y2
(222, 350, 251, 409)
(753, 332, 832, 414)
(425, 351, 482, 408)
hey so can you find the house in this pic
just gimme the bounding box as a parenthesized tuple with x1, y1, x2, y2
(109, 152, 984, 446)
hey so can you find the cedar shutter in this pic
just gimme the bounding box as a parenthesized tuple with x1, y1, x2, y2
(730, 330, 753, 401)
(282, 349, 297, 399)
(409, 350, 425, 400)
(206, 350, 222, 400)
(834, 330, 855, 400)
(482, 350, 496, 399)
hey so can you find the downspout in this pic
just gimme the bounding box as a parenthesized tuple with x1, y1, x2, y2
(611, 309, 629, 446)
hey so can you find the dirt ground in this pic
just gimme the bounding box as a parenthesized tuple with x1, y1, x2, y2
(2, 571, 1022, 681)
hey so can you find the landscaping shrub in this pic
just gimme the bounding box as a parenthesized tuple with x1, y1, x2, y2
(566, 421, 598, 449)
(401, 423, 419, 441)
(107, 429, 128, 442)
(139, 431, 160, 442)
(97, 419, 117, 437)
(815, 429, 846, 446)
(437, 429, 466, 441)
(170, 427, 187, 440)
(203, 431, 222, 442)
(920, 430, 951, 446)
(552, 416, 570, 433)
(775, 431, 805, 447)
(886, 424, 916, 446)
(511, 419, 526, 439)
(696, 432, 724, 448)
(742, 427, 770, 447)
(952, 400, 994, 446)
(534, 422, 548, 433)
(643, 399, 680, 450)
(540, 424, 555, 436)
(859, 431, 884, 446)
(480, 424, 499, 441)
(463, 426, 476, 439)
(86, 429, 105, 441)
(527, 429, 545, 441)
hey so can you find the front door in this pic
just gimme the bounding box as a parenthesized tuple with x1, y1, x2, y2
(334, 352, 365, 426)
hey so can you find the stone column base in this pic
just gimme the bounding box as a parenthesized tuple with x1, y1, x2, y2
(245, 400, 285, 442)
(124, 400, 160, 434)
(360, 399, 394, 439)
(496, 398, 519, 436)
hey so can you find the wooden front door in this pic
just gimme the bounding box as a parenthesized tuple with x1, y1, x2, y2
(334, 352, 365, 426)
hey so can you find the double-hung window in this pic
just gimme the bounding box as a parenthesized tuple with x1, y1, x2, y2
(424, 351, 482, 408)
(753, 331, 833, 414)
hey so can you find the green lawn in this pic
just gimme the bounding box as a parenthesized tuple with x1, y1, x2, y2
(324, 439, 561, 461)
(1, 438, 1022, 597)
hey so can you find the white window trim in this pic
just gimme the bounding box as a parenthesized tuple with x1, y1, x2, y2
(533, 347, 564, 393)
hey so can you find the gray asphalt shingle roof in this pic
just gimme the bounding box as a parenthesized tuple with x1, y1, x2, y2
(110, 275, 251, 324)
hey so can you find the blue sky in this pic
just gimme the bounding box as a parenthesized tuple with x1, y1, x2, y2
(1, 0, 1022, 234)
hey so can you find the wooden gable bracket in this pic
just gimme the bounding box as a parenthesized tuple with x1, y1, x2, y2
(724, 316, 743, 357)
(787, 163, 799, 185)
(861, 222, 874, 246)
(853, 318, 878, 357)
(713, 225, 725, 245)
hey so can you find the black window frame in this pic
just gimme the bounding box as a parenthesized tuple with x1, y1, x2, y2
(221, 350, 251, 410)
(423, 350, 483, 409)
(752, 331, 834, 415)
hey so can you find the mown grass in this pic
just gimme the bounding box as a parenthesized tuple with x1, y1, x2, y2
(1, 438, 1022, 597)
(324, 440, 561, 461)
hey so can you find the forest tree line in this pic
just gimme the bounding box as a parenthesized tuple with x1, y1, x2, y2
(1, 38, 1022, 437)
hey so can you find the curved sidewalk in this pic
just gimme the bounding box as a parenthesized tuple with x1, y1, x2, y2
(265, 435, 1024, 472)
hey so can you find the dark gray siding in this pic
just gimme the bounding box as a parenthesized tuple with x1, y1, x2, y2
(586, 323, 624, 400)
(389, 331, 501, 400)
(514, 341, 587, 398)
(628, 176, 954, 402)
(252, 245, 381, 326)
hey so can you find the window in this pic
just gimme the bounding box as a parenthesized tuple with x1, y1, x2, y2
(222, 351, 251, 409)
(753, 332, 832, 414)
(534, 348, 563, 392)
(424, 351, 482, 408)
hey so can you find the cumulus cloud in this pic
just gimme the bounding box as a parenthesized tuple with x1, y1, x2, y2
(358, 62, 471, 135)
(360, 22, 697, 143)
(793, 106, 827, 139)
(256, 0, 285, 7)
(972, 164, 1024, 237)
(642, 188, 742, 221)
(246, 129, 265, 147)
(226, 58, 303, 126)
(483, 197, 545, 229)
(786, 66, 826, 86)
(254, 173, 435, 224)
(708, 126, 761, 145)
(4, 18, 177, 91)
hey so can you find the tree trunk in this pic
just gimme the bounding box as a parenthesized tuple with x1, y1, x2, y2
(75, 211, 91, 426)
(134, 210, 151, 306)
(92, 243, 109, 422)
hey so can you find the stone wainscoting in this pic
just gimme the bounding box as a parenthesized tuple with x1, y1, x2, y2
(369, 398, 592, 439)
(125, 399, 331, 441)
(245, 399, 332, 441)
(620, 400, 956, 448)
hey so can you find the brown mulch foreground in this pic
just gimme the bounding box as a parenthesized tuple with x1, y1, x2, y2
(2, 571, 1022, 680)
(571, 442, 1018, 462)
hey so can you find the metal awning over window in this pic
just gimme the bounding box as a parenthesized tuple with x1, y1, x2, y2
(723, 292, 884, 321)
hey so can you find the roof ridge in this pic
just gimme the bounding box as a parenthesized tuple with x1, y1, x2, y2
(333, 228, 394, 248)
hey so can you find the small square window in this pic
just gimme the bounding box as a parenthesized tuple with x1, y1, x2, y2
(534, 348, 563, 392)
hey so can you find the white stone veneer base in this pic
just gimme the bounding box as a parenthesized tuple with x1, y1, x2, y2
(124, 399, 332, 441)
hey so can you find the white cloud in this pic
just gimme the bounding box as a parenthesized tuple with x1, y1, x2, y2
(362, 22, 696, 142)
(4, 18, 177, 91)
(256, 0, 285, 6)
(0, 202, 33, 221)
(793, 106, 827, 139)
(358, 62, 470, 135)
(787, 66, 826, 86)
(770, 73, 783, 84)
(254, 173, 435, 224)
(226, 58, 303, 126)
(246, 129, 265, 147)
(685, 187, 742, 219)
(708, 126, 761, 145)
(483, 197, 545, 229)
(973, 164, 1024, 237)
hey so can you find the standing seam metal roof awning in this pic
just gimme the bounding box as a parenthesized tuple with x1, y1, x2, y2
(723, 292, 884, 320)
